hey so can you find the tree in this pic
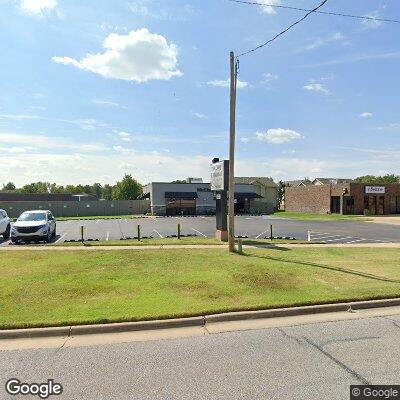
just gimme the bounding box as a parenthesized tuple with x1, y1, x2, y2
(171, 179, 187, 184)
(354, 174, 399, 184)
(112, 175, 142, 200)
(20, 182, 49, 194)
(92, 183, 103, 198)
(2, 182, 16, 191)
(277, 180, 285, 209)
(101, 184, 113, 200)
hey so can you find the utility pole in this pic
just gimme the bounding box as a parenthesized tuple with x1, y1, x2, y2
(228, 51, 237, 252)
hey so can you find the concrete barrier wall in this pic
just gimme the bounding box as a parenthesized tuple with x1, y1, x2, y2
(0, 200, 151, 218)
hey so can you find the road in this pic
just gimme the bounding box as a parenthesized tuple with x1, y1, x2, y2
(1, 309, 399, 399)
(2, 215, 400, 246)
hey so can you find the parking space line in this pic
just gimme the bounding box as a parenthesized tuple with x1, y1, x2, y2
(153, 229, 163, 238)
(255, 230, 268, 239)
(191, 228, 207, 237)
(106, 232, 110, 241)
(55, 234, 66, 244)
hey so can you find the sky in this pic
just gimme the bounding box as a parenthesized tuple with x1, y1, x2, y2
(0, 0, 399, 186)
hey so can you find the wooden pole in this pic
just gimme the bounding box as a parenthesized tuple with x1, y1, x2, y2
(228, 51, 237, 253)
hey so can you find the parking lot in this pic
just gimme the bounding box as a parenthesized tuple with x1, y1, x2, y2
(1, 215, 400, 245)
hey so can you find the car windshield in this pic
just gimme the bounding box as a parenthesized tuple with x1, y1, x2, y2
(17, 213, 47, 222)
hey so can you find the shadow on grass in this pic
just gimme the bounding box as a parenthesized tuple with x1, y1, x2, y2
(244, 251, 400, 284)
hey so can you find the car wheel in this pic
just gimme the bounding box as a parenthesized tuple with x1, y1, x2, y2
(3, 225, 10, 239)
(45, 231, 52, 243)
(52, 228, 56, 239)
(11, 238, 18, 244)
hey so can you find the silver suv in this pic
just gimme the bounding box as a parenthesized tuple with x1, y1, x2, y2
(0, 209, 11, 240)
(11, 210, 56, 244)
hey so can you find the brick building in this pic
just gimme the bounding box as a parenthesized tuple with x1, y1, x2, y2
(285, 183, 400, 215)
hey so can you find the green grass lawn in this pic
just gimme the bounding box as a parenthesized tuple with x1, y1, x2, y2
(273, 211, 371, 221)
(1, 247, 399, 329)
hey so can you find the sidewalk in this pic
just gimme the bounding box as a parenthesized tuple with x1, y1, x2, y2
(1, 243, 400, 251)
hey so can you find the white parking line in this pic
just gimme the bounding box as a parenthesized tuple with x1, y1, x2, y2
(106, 232, 110, 241)
(255, 230, 268, 239)
(153, 229, 163, 238)
(191, 228, 207, 237)
(55, 233, 66, 243)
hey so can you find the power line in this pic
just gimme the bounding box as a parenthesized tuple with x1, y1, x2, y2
(228, 0, 400, 25)
(237, 0, 329, 57)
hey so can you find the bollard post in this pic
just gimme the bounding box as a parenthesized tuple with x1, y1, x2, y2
(308, 230, 311, 242)
(80, 225, 84, 243)
(237, 238, 243, 254)
(270, 224, 273, 241)
(137, 225, 141, 241)
(177, 223, 181, 239)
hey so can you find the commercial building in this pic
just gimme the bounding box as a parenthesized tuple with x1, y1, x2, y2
(285, 182, 400, 215)
(142, 178, 277, 216)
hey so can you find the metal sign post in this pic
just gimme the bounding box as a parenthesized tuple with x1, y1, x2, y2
(211, 159, 229, 242)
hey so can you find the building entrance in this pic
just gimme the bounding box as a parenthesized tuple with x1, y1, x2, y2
(364, 195, 385, 215)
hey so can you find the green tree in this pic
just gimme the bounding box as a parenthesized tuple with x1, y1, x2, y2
(2, 182, 16, 191)
(101, 184, 113, 200)
(91, 183, 103, 198)
(277, 180, 285, 209)
(354, 174, 399, 184)
(20, 182, 49, 194)
(112, 175, 142, 200)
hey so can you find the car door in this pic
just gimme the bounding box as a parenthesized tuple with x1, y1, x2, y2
(48, 212, 56, 233)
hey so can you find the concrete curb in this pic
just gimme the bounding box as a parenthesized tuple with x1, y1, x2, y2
(1, 298, 399, 340)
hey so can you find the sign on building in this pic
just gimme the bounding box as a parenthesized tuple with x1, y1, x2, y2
(210, 160, 229, 191)
(365, 186, 385, 194)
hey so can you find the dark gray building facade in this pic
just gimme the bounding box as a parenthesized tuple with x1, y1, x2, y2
(142, 181, 277, 216)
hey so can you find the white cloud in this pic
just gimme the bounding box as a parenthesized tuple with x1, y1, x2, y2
(92, 99, 125, 108)
(20, 0, 58, 16)
(116, 131, 132, 142)
(257, 0, 280, 15)
(28, 105, 47, 111)
(261, 73, 278, 84)
(360, 112, 373, 118)
(191, 112, 207, 119)
(303, 82, 329, 94)
(0, 133, 107, 153)
(297, 32, 350, 52)
(256, 128, 304, 144)
(240, 137, 250, 143)
(362, 11, 382, 29)
(207, 78, 248, 89)
(52, 28, 182, 83)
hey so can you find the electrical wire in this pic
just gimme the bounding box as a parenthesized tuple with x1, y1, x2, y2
(237, 0, 329, 57)
(228, 0, 400, 25)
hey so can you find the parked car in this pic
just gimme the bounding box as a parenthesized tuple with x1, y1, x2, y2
(11, 210, 56, 244)
(0, 209, 11, 239)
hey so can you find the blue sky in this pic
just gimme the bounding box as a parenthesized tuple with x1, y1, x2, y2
(0, 0, 399, 186)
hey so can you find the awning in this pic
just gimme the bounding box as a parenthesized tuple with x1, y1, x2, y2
(235, 192, 263, 200)
(165, 192, 198, 200)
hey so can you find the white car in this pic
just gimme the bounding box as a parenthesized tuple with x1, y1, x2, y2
(0, 209, 11, 240)
(11, 210, 56, 244)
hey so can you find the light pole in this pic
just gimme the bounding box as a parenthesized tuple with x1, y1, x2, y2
(228, 51, 238, 252)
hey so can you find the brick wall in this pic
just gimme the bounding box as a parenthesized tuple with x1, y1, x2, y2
(350, 184, 400, 215)
(285, 186, 331, 214)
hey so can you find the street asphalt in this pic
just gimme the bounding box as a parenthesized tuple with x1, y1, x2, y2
(1, 312, 399, 399)
(1, 215, 399, 246)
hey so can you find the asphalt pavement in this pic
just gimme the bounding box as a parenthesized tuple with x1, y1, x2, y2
(1, 215, 400, 246)
(1, 311, 399, 399)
